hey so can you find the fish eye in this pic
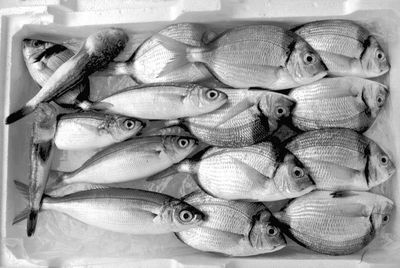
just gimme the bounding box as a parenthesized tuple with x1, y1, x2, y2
(206, 89, 219, 100)
(292, 166, 305, 178)
(178, 138, 190, 148)
(179, 210, 194, 222)
(32, 40, 42, 47)
(117, 40, 124, 47)
(266, 225, 278, 236)
(123, 119, 135, 129)
(376, 94, 385, 106)
(275, 106, 287, 117)
(380, 155, 389, 166)
(303, 53, 316, 64)
(383, 215, 390, 223)
(376, 50, 385, 61)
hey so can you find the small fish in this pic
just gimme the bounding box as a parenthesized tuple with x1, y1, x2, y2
(274, 190, 393, 255)
(22, 39, 89, 109)
(54, 112, 144, 150)
(14, 181, 204, 235)
(289, 77, 388, 132)
(285, 129, 395, 191)
(149, 142, 315, 201)
(86, 83, 228, 120)
(99, 23, 218, 84)
(293, 20, 390, 77)
(176, 191, 286, 256)
(51, 135, 198, 187)
(155, 24, 327, 90)
(162, 88, 295, 147)
(27, 103, 58, 236)
(6, 28, 128, 125)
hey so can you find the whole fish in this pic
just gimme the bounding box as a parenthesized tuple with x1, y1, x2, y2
(293, 20, 390, 77)
(285, 129, 395, 191)
(22, 39, 89, 108)
(176, 191, 286, 256)
(274, 190, 393, 255)
(54, 112, 144, 150)
(14, 181, 204, 235)
(6, 28, 128, 125)
(100, 23, 218, 84)
(52, 135, 197, 187)
(289, 77, 388, 132)
(150, 142, 315, 201)
(162, 88, 296, 147)
(27, 103, 58, 236)
(155, 24, 327, 90)
(86, 84, 228, 120)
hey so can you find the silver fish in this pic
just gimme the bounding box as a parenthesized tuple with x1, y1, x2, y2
(150, 142, 315, 201)
(6, 28, 128, 125)
(54, 112, 144, 150)
(156, 24, 327, 90)
(285, 129, 395, 191)
(289, 77, 388, 132)
(165, 88, 295, 147)
(100, 23, 218, 84)
(22, 39, 89, 108)
(27, 103, 58, 236)
(53, 135, 197, 186)
(14, 181, 204, 235)
(87, 83, 228, 120)
(176, 191, 286, 256)
(294, 20, 390, 77)
(274, 190, 393, 255)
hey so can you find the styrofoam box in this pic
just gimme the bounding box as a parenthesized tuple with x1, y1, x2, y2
(1, 0, 400, 267)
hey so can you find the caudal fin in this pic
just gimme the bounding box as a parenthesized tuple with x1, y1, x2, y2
(12, 181, 30, 225)
(6, 105, 36, 125)
(27, 210, 39, 236)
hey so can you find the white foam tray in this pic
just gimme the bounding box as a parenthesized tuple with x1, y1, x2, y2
(1, 0, 400, 267)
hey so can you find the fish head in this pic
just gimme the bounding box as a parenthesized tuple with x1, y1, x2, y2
(22, 39, 55, 64)
(362, 81, 388, 118)
(110, 116, 145, 141)
(286, 39, 327, 85)
(361, 36, 390, 77)
(163, 199, 204, 231)
(189, 86, 228, 112)
(367, 142, 395, 188)
(370, 195, 394, 231)
(273, 153, 316, 198)
(163, 136, 198, 163)
(85, 28, 129, 63)
(249, 210, 286, 252)
(259, 92, 296, 122)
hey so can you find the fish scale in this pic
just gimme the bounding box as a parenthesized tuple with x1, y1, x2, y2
(307, 35, 363, 58)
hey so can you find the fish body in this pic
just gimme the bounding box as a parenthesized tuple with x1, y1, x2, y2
(294, 20, 390, 77)
(7, 28, 128, 124)
(54, 112, 144, 150)
(285, 129, 395, 190)
(89, 84, 228, 120)
(274, 190, 393, 255)
(56, 135, 197, 185)
(28, 103, 58, 236)
(176, 191, 286, 256)
(14, 182, 204, 234)
(157, 24, 327, 90)
(289, 77, 388, 132)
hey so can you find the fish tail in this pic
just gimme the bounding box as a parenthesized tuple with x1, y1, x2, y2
(75, 100, 94, 111)
(94, 62, 132, 76)
(27, 210, 39, 236)
(154, 34, 207, 77)
(6, 105, 36, 125)
(85, 101, 113, 112)
(12, 180, 31, 225)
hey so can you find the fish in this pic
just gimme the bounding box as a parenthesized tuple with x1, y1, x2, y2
(161, 88, 296, 147)
(149, 142, 315, 201)
(289, 77, 388, 132)
(13, 181, 204, 235)
(98, 23, 219, 84)
(274, 190, 394, 255)
(285, 128, 395, 191)
(155, 24, 327, 90)
(54, 112, 145, 150)
(51, 135, 198, 187)
(27, 103, 58, 236)
(86, 83, 228, 120)
(293, 20, 390, 77)
(176, 190, 286, 256)
(22, 39, 90, 109)
(6, 28, 128, 125)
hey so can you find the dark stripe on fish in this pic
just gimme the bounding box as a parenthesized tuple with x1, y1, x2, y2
(34, 44, 68, 63)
